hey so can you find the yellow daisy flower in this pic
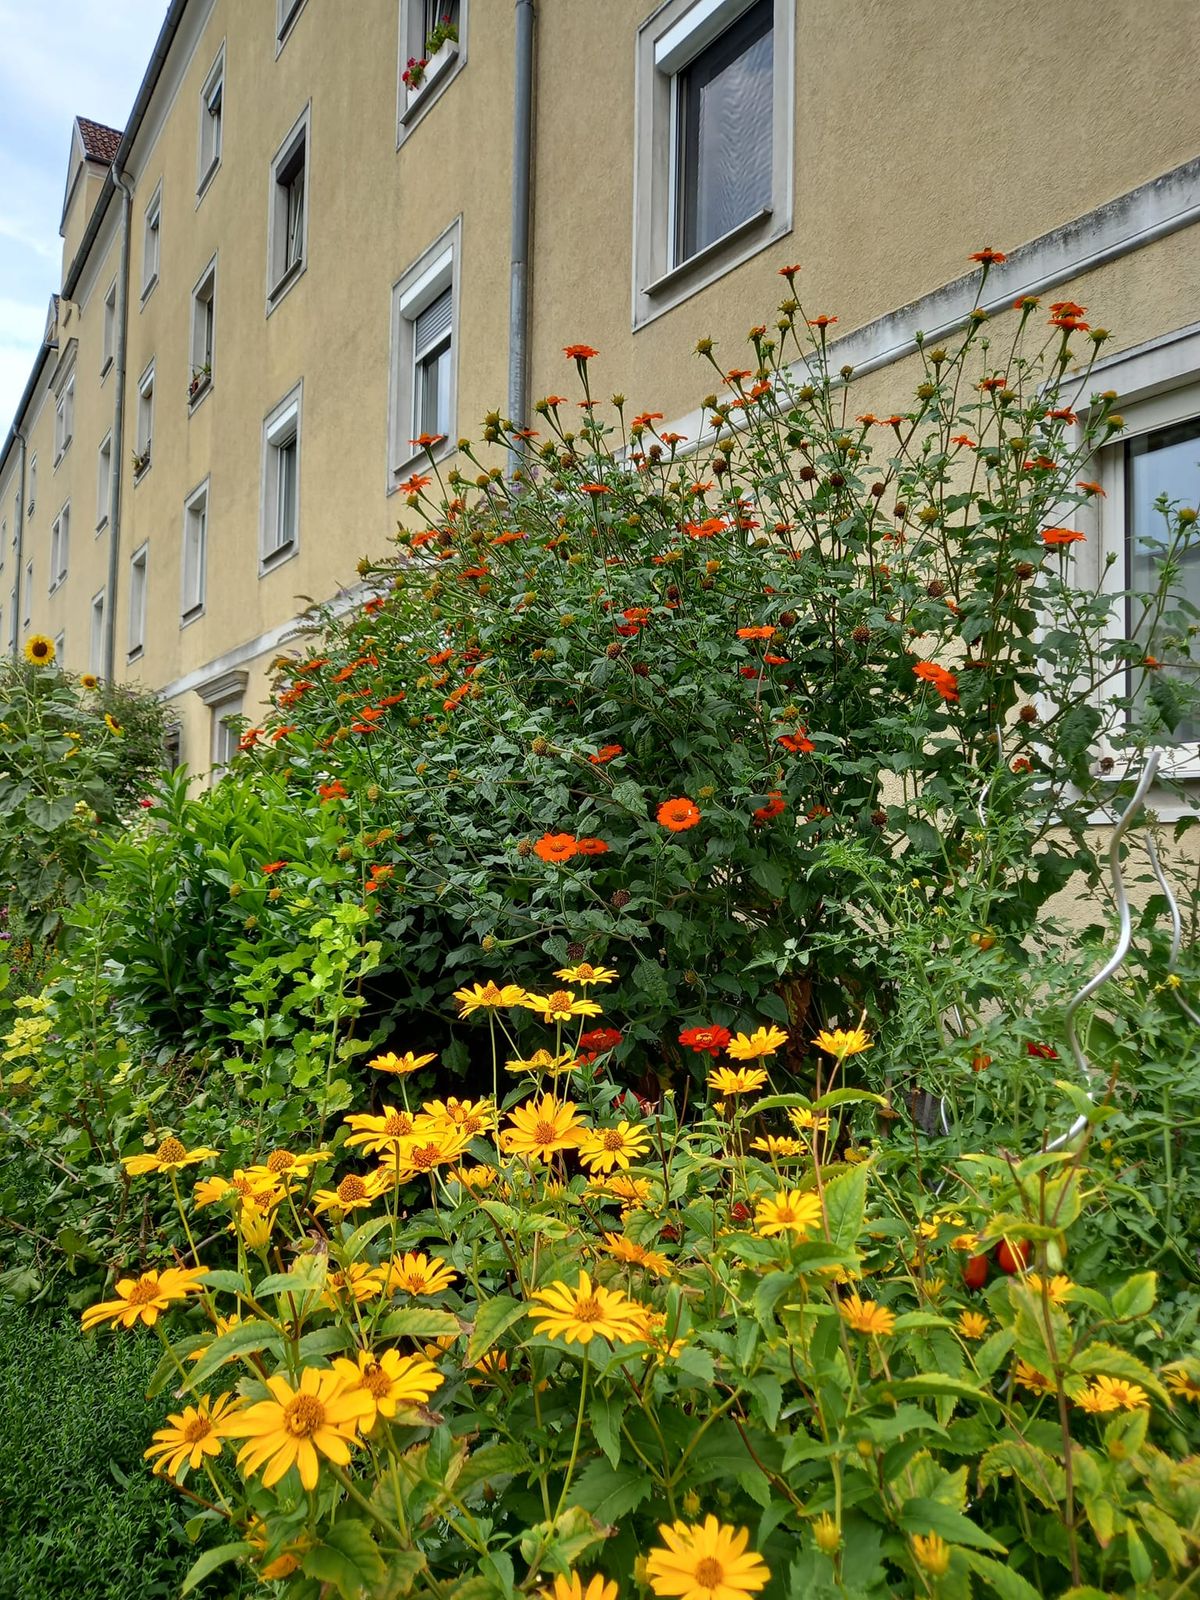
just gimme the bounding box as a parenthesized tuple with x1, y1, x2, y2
(812, 1512, 841, 1554)
(787, 1107, 830, 1134)
(839, 1295, 896, 1337)
(81, 1266, 208, 1331)
(23, 634, 55, 666)
(193, 1170, 280, 1210)
(1074, 1384, 1119, 1414)
(143, 1392, 239, 1479)
(383, 1125, 474, 1179)
(601, 1231, 671, 1276)
(223, 1367, 374, 1490)
(311, 1171, 383, 1215)
(505, 1047, 581, 1075)
(527, 1270, 647, 1345)
(453, 981, 529, 1017)
(369, 1049, 437, 1075)
(553, 962, 620, 987)
(1014, 1360, 1056, 1396)
(1163, 1365, 1200, 1404)
(755, 1189, 823, 1239)
(911, 1533, 951, 1577)
(645, 1516, 770, 1600)
(812, 1027, 871, 1059)
(541, 1575, 618, 1600)
(749, 1134, 806, 1157)
(1087, 1375, 1148, 1411)
(123, 1135, 221, 1176)
(1026, 1274, 1074, 1305)
(331, 1348, 444, 1432)
(725, 1025, 788, 1061)
(258, 1147, 330, 1178)
(707, 1065, 768, 1096)
(500, 1095, 587, 1161)
(387, 1251, 457, 1296)
(343, 1104, 422, 1153)
(421, 1096, 496, 1138)
(237, 1200, 277, 1252)
(588, 1173, 652, 1206)
(522, 988, 603, 1023)
(578, 1120, 652, 1173)
(957, 1311, 990, 1340)
(449, 1163, 501, 1190)
(322, 1262, 388, 1307)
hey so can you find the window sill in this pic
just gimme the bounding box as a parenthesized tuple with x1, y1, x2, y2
(196, 157, 220, 203)
(96, 516, 109, 536)
(389, 437, 454, 490)
(275, 0, 308, 55)
(399, 40, 462, 135)
(643, 206, 773, 301)
(140, 274, 158, 308)
(188, 375, 213, 412)
(180, 604, 206, 630)
(133, 459, 152, 484)
(100, 356, 113, 381)
(259, 540, 298, 577)
(48, 578, 67, 596)
(127, 645, 144, 664)
(267, 259, 306, 315)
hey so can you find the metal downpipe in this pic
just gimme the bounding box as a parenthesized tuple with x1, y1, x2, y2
(507, 0, 535, 476)
(103, 167, 134, 683)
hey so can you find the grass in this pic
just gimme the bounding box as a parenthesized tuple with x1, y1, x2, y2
(0, 1305, 236, 1599)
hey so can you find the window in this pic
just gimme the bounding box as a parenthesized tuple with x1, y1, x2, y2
(276, 0, 307, 49)
(97, 435, 112, 530)
(261, 385, 301, 568)
(49, 505, 69, 591)
(390, 218, 459, 481)
(198, 48, 224, 192)
(89, 590, 106, 676)
(54, 377, 75, 463)
(398, 0, 465, 135)
(54, 630, 64, 661)
(190, 259, 216, 403)
(135, 363, 154, 478)
(128, 543, 148, 658)
(182, 479, 208, 623)
(268, 108, 309, 302)
(633, 0, 794, 327)
(1, 519, 6, 573)
(142, 184, 162, 299)
(27, 458, 36, 517)
(164, 726, 182, 772)
(101, 279, 116, 374)
(199, 669, 249, 773)
(23, 561, 32, 626)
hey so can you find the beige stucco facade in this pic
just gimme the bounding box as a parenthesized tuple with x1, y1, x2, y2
(2, 0, 1199, 776)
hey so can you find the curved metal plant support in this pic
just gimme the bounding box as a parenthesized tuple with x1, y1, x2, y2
(1144, 829, 1200, 1028)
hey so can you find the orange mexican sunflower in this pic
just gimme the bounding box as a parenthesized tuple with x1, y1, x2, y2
(776, 732, 815, 753)
(1042, 527, 1086, 545)
(261, 860, 288, 875)
(912, 661, 959, 701)
(534, 832, 579, 864)
(807, 315, 837, 329)
(410, 432, 446, 449)
(684, 517, 726, 539)
(657, 797, 701, 832)
(969, 246, 1007, 264)
(737, 626, 776, 640)
(399, 473, 432, 494)
(752, 791, 786, 824)
(778, 262, 802, 278)
(1076, 480, 1105, 496)
(564, 344, 598, 361)
(590, 744, 623, 763)
(679, 1024, 732, 1056)
(318, 781, 347, 801)
(580, 483, 610, 495)
(576, 837, 609, 855)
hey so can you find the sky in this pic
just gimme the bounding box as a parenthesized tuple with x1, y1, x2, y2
(0, 0, 168, 432)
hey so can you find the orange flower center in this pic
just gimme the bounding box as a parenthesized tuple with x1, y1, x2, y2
(157, 1137, 187, 1164)
(574, 964, 597, 980)
(182, 1413, 214, 1444)
(283, 1394, 326, 1438)
(573, 1295, 603, 1322)
(411, 1143, 441, 1169)
(479, 983, 503, 1004)
(694, 1559, 724, 1587)
(361, 1363, 392, 1398)
(338, 1175, 369, 1202)
(126, 1276, 162, 1306)
(403, 1272, 427, 1292)
(233, 1175, 256, 1198)
(547, 990, 573, 1012)
(384, 1113, 413, 1136)
(602, 1130, 625, 1151)
(267, 1150, 295, 1173)
(534, 1121, 559, 1145)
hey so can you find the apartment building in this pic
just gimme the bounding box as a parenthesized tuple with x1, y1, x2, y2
(1, 0, 1199, 777)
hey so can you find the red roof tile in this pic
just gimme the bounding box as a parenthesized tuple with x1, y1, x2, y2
(77, 117, 123, 164)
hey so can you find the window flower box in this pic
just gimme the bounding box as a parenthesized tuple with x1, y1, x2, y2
(403, 36, 458, 109)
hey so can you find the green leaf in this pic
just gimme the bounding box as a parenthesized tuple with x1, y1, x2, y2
(303, 1520, 386, 1599)
(899, 1497, 1006, 1552)
(811, 1088, 887, 1111)
(979, 1440, 1066, 1509)
(571, 1458, 652, 1522)
(465, 1294, 526, 1366)
(875, 1375, 999, 1409)
(378, 1308, 462, 1340)
(1111, 1271, 1156, 1320)
(822, 1163, 869, 1249)
(181, 1543, 254, 1594)
(189, 1319, 284, 1386)
(456, 1442, 528, 1498)
(961, 1550, 1044, 1600)
(590, 1391, 623, 1469)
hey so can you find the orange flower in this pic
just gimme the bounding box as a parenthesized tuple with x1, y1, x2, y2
(737, 626, 776, 640)
(776, 732, 814, 754)
(410, 432, 446, 449)
(580, 484, 610, 495)
(752, 791, 786, 824)
(576, 837, 609, 855)
(261, 861, 288, 875)
(399, 473, 432, 494)
(807, 315, 837, 328)
(1046, 407, 1078, 423)
(912, 661, 959, 702)
(657, 797, 701, 832)
(969, 247, 1007, 264)
(684, 517, 726, 539)
(443, 684, 470, 711)
(590, 744, 622, 764)
(534, 832, 579, 864)
(318, 781, 347, 802)
(1042, 527, 1086, 546)
(778, 262, 802, 278)
(1076, 480, 1106, 496)
(564, 344, 598, 361)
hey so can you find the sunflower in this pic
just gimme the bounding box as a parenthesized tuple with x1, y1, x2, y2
(578, 1121, 652, 1173)
(956, 1311, 990, 1340)
(23, 634, 55, 666)
(370, 1049, 437, 1075)
(104, 712, 123, 736)
(542, 1576, 618, 1600)
(755, 1190, 823, 1239)
(322, 1263, 388, 1307)
(554, 962, 619, 987)
(657, 797, 701, 832)
(527, 1270, 646, 1345)
(123, 1135, 221, 1176)
(143, 1392, 239, 1479)
(81, 1266, 208, 1331)
(343, 1105, 420, 1155)
(522, 988, 603, 1023)
(311, 1171, 383, 1214)
(726, 1026, 788, 1061)
(501, 1095, 587, 1161)
(224, 1368, 374, 1490)
(707, 1066, 768, 1096)
(749, 1135, 805, 1158)
(645, 1516, 770, 1600)
(387, 1251, 457, 1296)
(79, 672, 99, 690)
(453, 981, 529, 1017)
(812, 1027, 871, 1059)
(910, 1534, 951, 1577)
(839, 1295, 896, 1337)
(601, 1231, 671, 1276)
(331, 1348, 444, 1431)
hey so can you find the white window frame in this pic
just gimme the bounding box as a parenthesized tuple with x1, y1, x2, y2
(22, 560, 32, 626)
(128, 542, 148, 660)
(199, 668, 250, 774)
(49, 503, 69, 592)
(53, 376, 74, 465)
(633, 0, 794, 330)
(135, 361, 155, 480)
(27, 457, 36, 517)
(53, 629, 64, 660)
(389, 216, 460, 485)
(1065, 324, 1200, 785)
(198, 45, 225, 196)
(260, 383, 302, 572)
(397, 0, 467, 142)
(97, 433, 112, 532)
(142, 182, 162, 301)
(267, 105, 310, 308)
(181, 477, 209, 625)
(101, 279, 117, 376)
(190, 256, 217, 406)
(89, 589, 106, 676)
(0, 519, 6, 573)
(275, 0, 308, 53)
